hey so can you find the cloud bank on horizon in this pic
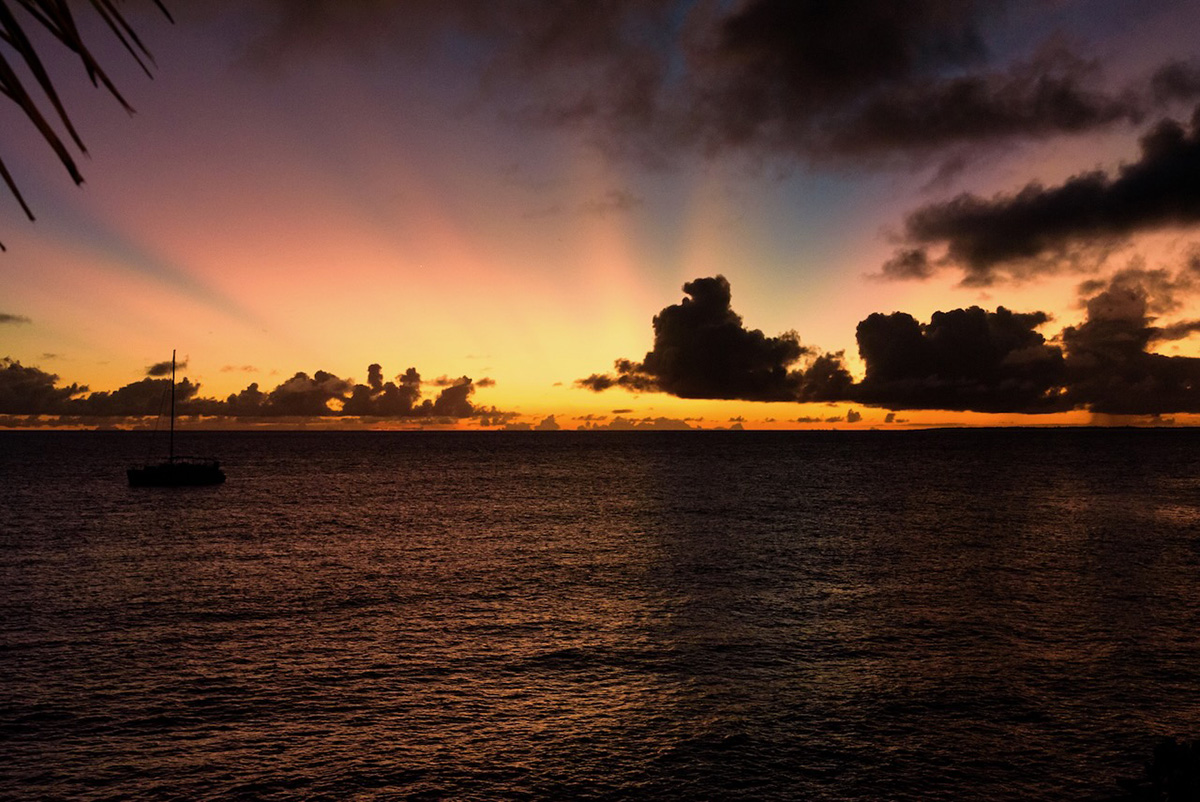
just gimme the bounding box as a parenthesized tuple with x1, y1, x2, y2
(6, 0, 1200, 424)
(0, 360, 491, 423)
(581, 265, 1200, 416)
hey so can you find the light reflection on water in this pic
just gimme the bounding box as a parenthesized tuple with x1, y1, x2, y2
(2, 430, 1200, 800)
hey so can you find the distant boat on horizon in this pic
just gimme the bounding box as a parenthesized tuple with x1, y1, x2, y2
(127, 350, 225, 487)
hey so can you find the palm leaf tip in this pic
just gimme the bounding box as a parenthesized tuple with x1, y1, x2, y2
(1, 0, 172, 249)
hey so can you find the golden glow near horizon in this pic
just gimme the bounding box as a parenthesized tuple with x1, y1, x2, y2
(4, 3, 1200, 429)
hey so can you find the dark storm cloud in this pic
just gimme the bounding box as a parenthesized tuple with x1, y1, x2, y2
(366, 363, 384, 391)
(891, 106, 1200, 284)
(218, 365, 481, 420)
(342, 366, 420, 417)
(1151, 60, 1200, 104)
(0, 360, 485, 421)
(687, 3, 1147, 159)
(576, 365, 657, 394)
(226, 0, 1184, 164)
(0, 358, 84, 413)
(878, 248, 936, 281)
(74, 377, 202, 417)
(584, 275, 1200, 416)
(797, 352, 855, 402)
(0, 313, 32, 324)
(1152, 320, 1200, 342)
(853, 307, 1067, 412)
(575, 372, 613, 392)
(681, 0, 985, 155)
(825, 48, 1142, 156)
(709, 0, 987, 104)
(534, 415, 561, 431)
(576, 275, 851, 402)
(535, 0, 1152, 162)
(1076, 255, 1200, 317)
(222, 382, 268, 417)
(857, 270, 1200, 414)
(146, 357, 188, 377)
(580, 415, 693, 431)
(476, 408, 521, 428)
(253, 371, 352, 417)
(228, 366, 478, 419)
(579, 276, 1074, 412)
(430, 378, 475, 418)
(1061, 263, 1200, 414)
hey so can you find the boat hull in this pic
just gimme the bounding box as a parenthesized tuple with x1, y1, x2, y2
(127, 460, 225, 487)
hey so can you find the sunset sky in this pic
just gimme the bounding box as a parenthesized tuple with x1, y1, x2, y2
(4, 0, 1200, 428)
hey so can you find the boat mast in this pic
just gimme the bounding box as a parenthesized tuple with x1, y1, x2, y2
(169, 349, 175, 463)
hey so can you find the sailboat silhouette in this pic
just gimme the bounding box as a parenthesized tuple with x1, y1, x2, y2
(127, 350, 225, 487)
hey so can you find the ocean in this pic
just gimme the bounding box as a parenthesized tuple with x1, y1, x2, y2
(2, 429, 1199, 800)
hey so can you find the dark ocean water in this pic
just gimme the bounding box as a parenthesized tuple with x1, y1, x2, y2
(2, 429, 1200, 800)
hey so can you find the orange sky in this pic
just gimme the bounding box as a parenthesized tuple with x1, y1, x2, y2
(3, 2, 1200, 429)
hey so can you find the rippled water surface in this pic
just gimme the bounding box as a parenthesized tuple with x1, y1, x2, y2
(3, 430, 1200, 800)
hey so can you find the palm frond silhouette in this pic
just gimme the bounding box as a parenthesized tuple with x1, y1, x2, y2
(1, 0, 172, 251)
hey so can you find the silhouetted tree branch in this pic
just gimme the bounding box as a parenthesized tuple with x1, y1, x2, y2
(0, 0, 171, 251)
